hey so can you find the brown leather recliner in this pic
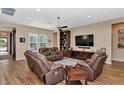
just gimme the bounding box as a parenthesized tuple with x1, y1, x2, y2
(24, 50, 64, 85)
(39, 47, 64, 62)
(78, 51, 108, 81)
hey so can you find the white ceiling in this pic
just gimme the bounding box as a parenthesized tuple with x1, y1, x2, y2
(0, 27, 14, 32)
(0, 8, 124, 31)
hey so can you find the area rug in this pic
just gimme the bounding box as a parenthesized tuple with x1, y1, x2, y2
(0, 55, 12, 60)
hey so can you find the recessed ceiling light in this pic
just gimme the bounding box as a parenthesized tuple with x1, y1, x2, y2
(88, 16, 91, 18)
(69, 21, 72, 24)
(27, 17, 31, 20)
(48, 22, 52, 24)
(36, 8, 40, 12)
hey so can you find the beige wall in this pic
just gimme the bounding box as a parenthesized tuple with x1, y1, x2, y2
(112, 23, 124, 61)
(69, 17, 124, 64)
(0, 21, 54, 60)
(16, 25, 54, 60)
(53, 32, 57, 47)
(70, 22, 112, 64)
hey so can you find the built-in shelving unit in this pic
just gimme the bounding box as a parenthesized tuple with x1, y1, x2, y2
(60, 30, 70, 51)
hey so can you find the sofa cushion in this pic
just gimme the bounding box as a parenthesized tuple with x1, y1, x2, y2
(48, 48, 53, 55)
(55, 49, 59, 54)
(49, 48, 56, 55)
(53, 47, 60, 54)
(33, 53, 50, 70)
(39, 47, 63, 62)
(47, 55, 56, 62)
(43, 51, 50, 56)
(39, 48, 50, 56)
(88, 54, 99, 66)
(55, 53, 64, 61)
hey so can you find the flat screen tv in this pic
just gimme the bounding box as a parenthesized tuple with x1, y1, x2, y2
(75, 34, 94, 46)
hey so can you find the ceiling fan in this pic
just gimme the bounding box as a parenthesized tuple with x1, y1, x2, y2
(57, 17, 68, 31)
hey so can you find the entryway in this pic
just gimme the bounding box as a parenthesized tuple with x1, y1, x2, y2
(0, 37, 12, 60)
(0, 27, 16, 60)
(0, 37, 8, 52)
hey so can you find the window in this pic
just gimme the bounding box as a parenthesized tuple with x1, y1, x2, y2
(29, 33, 47, 51)
(29, 33, 38, 52)
(39, 34, 47, 48)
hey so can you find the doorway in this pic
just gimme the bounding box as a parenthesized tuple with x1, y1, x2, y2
(0, 27, 16, 60)
(0, 37, 8, 52)
(112, 22, 124, 62)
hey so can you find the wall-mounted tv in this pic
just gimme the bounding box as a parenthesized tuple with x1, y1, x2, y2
(75, 34, 94, 46)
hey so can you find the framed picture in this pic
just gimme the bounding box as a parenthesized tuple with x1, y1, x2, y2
(118, 43, 124, 48)
(118, 35, 124, 42)
(118, 29, 124, 48)
(20, 37, 25, 43)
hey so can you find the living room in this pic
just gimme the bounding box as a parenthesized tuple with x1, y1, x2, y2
(0, 0, 124, 92)
(0, 8, 124, 85)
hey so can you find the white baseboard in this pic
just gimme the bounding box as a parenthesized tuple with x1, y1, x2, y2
(16, 58, 26, 61)
(105, 61, 112, 64)
(112, 59, 124, 62)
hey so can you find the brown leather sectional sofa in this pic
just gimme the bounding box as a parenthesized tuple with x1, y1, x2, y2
(24, 50, 64, 85)
(39, 47, 64, 62)
(24, 47, 108, 84)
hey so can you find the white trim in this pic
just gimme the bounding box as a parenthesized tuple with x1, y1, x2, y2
(39, 34, 48, 48)
(29, 33, 38, 52)
(105, 61, 112, 64)
(16, 58, 25, 61)
(112, 58, 124, 62)
(28, 33, 48, 51)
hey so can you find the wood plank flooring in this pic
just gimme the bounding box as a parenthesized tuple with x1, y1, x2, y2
(0, 58, 124, 85)
(0, 59, 42, 85)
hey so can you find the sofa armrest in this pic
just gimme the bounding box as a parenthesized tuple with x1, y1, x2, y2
(86, 59, 91, 63)
(77, 61, 90, 68)
(45, 67, 64, 84)
(50, 64, 63, 71)
(58, 52, 63, 55)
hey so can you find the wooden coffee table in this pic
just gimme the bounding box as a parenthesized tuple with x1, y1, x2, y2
(66, 66, 87, 85)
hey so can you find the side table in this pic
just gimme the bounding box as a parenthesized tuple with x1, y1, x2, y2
(66, 66, 87, 85)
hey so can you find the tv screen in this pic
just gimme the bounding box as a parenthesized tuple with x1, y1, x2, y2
(75, 34, 94, 46)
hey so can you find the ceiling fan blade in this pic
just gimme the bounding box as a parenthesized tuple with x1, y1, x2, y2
(57, 26, 60, 29)
(56, 17, 68, 30)
(60, 26, 68, 28)
(59, 28, 63, 32)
